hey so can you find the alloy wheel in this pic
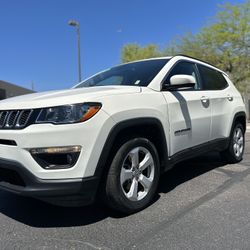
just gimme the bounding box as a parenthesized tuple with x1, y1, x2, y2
(233, 127, 244, 158)
(120, 146, 155, 201)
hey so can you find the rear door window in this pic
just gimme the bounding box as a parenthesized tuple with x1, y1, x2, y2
(198, 64, 228, 90)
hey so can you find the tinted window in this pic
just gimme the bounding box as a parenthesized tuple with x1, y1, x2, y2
(164, 61, 200, 89)
(95, 76, 123, 86)
(75, 59, 169, 88)
(198, 64, 228, 90)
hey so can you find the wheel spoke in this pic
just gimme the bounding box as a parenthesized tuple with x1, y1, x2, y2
(233, 143, 238, 154)
(239, 145, 243, 154)
(120, 167, 133, 184)
(129, 147, 139, 167)
(139, 174, 152, 190)
(236, 129, 240, 139)
(234, 131, 238, 141)
(127, 178, 138, 201)
(139, 152, 153, 171)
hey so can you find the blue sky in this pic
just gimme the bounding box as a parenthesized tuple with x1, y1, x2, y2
(0, 0, 245, 92)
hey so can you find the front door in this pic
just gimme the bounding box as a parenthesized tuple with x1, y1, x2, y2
(161, 61, 211, 156)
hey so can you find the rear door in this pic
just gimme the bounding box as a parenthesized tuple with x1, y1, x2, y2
(197, 64, 232, 140)
(161, 61, 212, 156)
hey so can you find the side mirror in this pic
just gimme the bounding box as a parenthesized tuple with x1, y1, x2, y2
(164, 75, 196, 91)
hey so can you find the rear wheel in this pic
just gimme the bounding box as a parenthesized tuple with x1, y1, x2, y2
(220, 123, 245, 163)
(104, 138, 160, 214)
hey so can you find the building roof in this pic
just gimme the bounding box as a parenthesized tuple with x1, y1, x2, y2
(0, 80, 34, 98)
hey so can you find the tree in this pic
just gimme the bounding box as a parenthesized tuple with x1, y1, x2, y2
(121, 0, 250, 93)
(174, 1, 250, 92)
(121, 44, 160, 63)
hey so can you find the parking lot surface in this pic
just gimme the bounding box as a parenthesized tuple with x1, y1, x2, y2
(0, 133, 250, 249)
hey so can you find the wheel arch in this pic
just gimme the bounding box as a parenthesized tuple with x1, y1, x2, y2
(94, 117, 169, 180)
(231, 111, 246, 134)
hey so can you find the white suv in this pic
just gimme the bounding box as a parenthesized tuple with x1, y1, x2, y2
(0, 55, 246, 213)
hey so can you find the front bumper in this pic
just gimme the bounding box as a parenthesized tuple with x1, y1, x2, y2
(0, 109, 114, 180)
(0, 157, 99, 206)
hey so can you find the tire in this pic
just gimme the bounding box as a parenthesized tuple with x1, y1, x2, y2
(220, 123, 245, 164)
(104, 137, 160, 214)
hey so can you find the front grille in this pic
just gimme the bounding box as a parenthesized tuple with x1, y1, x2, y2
(0, 109, 33, 129)
(0, 139, 17, 146)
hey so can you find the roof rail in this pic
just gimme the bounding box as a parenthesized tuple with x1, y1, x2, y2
(174, 54, 218, 69)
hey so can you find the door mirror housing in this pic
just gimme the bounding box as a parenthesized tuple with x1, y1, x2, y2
(163, 75, 196, 91)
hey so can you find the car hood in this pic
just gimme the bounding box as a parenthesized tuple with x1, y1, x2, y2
(0, 86, 141, 110)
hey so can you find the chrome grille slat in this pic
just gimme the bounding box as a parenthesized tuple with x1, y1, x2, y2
(5, 111, 19, 128)
(0, 111, 9, 128)
(16, 110, 33, 128)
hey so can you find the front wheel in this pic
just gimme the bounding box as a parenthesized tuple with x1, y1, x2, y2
(104, 138, 160, 214)
(220, 123, 245, 163)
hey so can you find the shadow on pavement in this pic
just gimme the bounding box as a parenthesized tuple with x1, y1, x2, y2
(0, 192, 110, 227)
(0, 152, 226, 228)
(158, 152, 225, 194)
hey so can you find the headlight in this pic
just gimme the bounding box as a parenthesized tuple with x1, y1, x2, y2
(36, 103, 102, 124)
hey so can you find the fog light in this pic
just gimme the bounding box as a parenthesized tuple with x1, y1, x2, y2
(30, 146, 81, 155)
(29, 146, 81, 169)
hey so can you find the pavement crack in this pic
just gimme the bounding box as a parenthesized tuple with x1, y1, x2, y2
(215, 168, 235, 177)
(44, 238, 112, 250)
(3, 237, 112, 250)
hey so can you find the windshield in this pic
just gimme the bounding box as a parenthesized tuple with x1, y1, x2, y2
(75, 59, 169, 88)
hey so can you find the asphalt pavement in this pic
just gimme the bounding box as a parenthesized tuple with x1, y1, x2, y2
(1, 133, 250, 249)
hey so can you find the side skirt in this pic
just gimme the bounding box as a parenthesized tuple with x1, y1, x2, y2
(164, 138, 230, 171)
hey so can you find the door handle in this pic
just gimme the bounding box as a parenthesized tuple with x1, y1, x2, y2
(200, 96, 209, 103)
(227, 95, 233, 101)
(200, 96, 210, 108)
